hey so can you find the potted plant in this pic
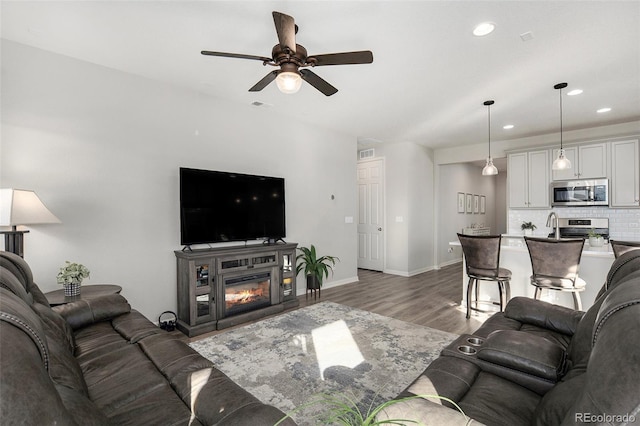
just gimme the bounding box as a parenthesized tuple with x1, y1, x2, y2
(296, 245, 339, 291)
(521, 221, 537, 236)
(276, 391, 468, 425)
(57, 261, 90, 296)
(588, 228, 604, 247)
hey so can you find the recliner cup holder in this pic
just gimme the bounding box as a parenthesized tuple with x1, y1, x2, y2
(458, 345, 477, 355)
(467, 337, 484, 346)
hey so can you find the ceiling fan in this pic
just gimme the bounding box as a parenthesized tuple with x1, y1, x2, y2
(201, 11, 373, 96)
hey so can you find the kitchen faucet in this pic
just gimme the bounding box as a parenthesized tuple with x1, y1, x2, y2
(547, 211, 561, 240)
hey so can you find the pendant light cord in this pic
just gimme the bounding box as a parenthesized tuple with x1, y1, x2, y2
(483, 99, 494, 156)
(559, 86, 563, 150)
(554, 82, 567, 150)
(488, 103, 491, 156)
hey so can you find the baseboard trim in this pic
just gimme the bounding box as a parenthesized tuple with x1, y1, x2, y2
(384, 266, 436, 277)
(438, 258, 462, 268)
(323, 276, 359, 289)
(295, 275, 359, 296)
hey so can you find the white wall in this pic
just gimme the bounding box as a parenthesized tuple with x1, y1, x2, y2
(1, 41, 358, 320)
(437, 163, 498, 267)
(370, 142, 435, 276)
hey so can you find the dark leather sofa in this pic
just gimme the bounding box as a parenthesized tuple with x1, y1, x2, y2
(0, 251, 295, 426)
(379, 250, 640, 425)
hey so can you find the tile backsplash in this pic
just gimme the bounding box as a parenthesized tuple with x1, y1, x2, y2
(508, 207, 640, 240)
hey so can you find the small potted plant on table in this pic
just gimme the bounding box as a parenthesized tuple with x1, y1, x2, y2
(57, 261, 90, 296)
(296, 245, 339, 299)
(521, 221, 537, 236)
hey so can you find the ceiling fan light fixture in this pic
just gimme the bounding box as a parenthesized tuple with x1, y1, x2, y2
(276, 71, 302, 94)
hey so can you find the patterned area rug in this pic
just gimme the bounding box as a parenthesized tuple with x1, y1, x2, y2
(190, 301, 457, 425)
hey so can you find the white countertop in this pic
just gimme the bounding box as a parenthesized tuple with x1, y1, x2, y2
(450, 235, 614, 258)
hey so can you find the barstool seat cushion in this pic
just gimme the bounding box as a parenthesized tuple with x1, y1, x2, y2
(531, 275, 586, 290)
(469, 267, 512, 280)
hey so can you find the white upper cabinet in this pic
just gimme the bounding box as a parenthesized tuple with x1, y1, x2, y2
(508, 152, 528, 208)
(552, 143, 608, 181)
(610, 139, 639, 207)
(528, 150, 551, 208)
(508, 150, 550, 208)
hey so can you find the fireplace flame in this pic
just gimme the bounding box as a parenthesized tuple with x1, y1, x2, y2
(225, 279, 270, 313)
(238, 290, 254, 303)
(226, 286, 267, 308)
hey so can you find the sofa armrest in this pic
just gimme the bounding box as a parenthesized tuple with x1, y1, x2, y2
(477, 330, 567, 382)
(504, 297, 584, 336)
(376, 397, 481, 425)
(52, 294, 131, 330)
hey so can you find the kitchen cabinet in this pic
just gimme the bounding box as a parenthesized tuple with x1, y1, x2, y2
(508, 149, 550, 208)
(552, 143, 608, 181)
(610, 139, 639, 207)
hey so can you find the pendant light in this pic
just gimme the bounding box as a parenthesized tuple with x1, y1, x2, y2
(552, 82, 571, 170)
(482, 100, 498, 176)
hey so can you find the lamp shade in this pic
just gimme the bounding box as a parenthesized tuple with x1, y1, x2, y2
(552, 148, 572, 170)
(482, 157, 499, 176)
(0, 189, 61, 227)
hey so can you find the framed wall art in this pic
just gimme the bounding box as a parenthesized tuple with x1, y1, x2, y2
(473, 195, 479, 214)
(466, 193, 473, 214)
(480, 196, 486, 214)
(457, 192, 465, 213)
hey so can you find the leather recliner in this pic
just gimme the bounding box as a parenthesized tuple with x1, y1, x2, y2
(379, 250, 640, 425)
(0, 251, 296, 425)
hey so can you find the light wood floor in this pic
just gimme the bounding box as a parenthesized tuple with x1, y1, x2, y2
(297, 263, 490, 336)
(187, 262, 491, 342)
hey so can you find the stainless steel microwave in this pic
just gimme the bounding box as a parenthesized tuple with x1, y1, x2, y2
(550, 179, 609, 207)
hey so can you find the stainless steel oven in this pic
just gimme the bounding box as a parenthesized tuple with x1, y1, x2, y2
(550, 179, 609, 207)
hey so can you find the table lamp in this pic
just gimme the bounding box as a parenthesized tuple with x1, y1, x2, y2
(0, 188, 61, 257)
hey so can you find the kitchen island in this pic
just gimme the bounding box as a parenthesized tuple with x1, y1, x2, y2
(449, 236, 614, 312)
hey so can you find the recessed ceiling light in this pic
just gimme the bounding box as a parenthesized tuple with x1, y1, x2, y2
(567, 89, 583, 96)
(473, 22, 496, 37)
(597, 107, 612, 113)
(503, 124, 514, 130)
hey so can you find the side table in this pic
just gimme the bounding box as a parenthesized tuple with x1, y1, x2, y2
(45, 284, 123, 306)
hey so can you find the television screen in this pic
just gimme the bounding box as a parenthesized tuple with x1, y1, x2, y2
(180, 168, 286, 245)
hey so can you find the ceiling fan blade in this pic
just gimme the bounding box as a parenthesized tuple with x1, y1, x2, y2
(308, 51, 374, 66)
(300, 69, 338, 96)
(249, 70, 279, 92)
(201, 50, 272, 63)
(272, 11, 296, 54)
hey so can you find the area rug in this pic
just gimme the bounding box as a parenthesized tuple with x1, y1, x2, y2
(189, 301, 457, 425)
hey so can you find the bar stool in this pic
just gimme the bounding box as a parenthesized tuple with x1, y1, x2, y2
(457, 233, 511, 319)
(524, 237, 586, 310)
(610, 240, 640, 258)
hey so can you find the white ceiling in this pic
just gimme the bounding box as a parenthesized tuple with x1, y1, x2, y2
(2, 1, 639, 150)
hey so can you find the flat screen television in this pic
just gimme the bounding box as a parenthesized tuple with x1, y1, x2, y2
(180, 167, 286, 245)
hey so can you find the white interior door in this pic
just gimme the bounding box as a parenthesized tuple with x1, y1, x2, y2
(357, 158, 385, 271)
